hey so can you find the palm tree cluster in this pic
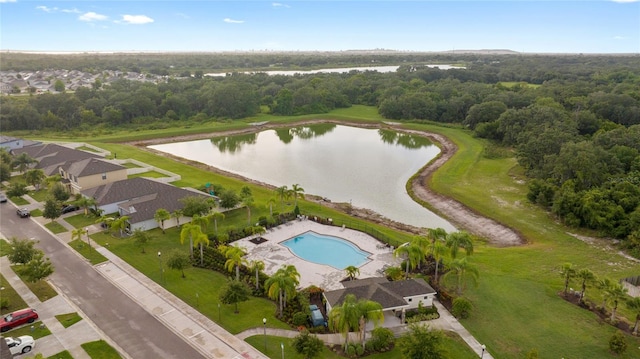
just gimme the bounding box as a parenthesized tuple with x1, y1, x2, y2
(560, 262, 639, 334)
(274, 184, 305, 212)
(265, 264, 301, 318)
(391, 228, 478, 296)
(328, 294, 384, 350)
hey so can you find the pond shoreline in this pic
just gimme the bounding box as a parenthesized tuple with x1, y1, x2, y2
(135, 120, 524, 246)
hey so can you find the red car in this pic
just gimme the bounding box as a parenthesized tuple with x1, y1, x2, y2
(0, 308, 38, 332)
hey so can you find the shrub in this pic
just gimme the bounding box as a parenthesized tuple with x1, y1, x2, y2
(368, 327, 394, 352)
(355, 343, 364, 356)
(451, 297, 473, 319)
(609, 331, 627, 355)
(292, 311, 309, 326)
(346, 344, 356, 357)
(292, 330, 324, 359)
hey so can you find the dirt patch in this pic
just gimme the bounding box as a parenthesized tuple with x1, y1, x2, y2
(134, 120, 525, 247)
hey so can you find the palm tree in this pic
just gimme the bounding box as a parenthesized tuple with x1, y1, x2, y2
(597, 277, 614, 309)
(265, 264, 299, 317)
(240, 186, 254, 226)
(576, 268, 596, 303)
(154, 208, 171, 234)
(179, 223, 201, 259)
(327, 294, 384, 348)
(249, 259, 265, 290)
(626, 296, 640, 335)
(172, 209, 184, 227)
(328, 294, 361, 348)
(193, 231, 210, 266)
(275, 185, 289, 211)
(445, 231, 474, 259)
(290, 183, 305, 207)
(24, 169, 46, 191)
(209, 211, 225, 234)
(394, 243, 422, 278)
(12, 153, 37, 173)
(427, 227, 448, 252)
(345, 265, 360, 281)
(71, 227, 88, 245)
(559, 263, 576, 296)
(95, 215, 114, 233)
(603, 282, 629, 322)
(191, 214, 210, 234)
(432, 240, 447, 284)
(75, 196, 97, 216)
(266, 197, 276, 217)
(441, 257, 479, 295)
(220, 245, 246, 281)
(110, 216, 130, 237)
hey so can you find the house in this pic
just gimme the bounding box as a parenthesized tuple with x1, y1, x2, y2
(82, 177, 212, 231)
(12, 143, 97, 176)
(63, 157, 127, 194)
(323, 277, 437, 318)
(0, 136, 40, 150)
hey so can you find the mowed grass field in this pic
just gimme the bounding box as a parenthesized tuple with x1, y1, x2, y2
(18, 105, 640, 358)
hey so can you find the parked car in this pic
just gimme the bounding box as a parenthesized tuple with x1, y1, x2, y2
(61, 205, 80, 214)
(0, 309, 38, 332)
(16, 208, 30, 218)
(3, 335, 35, 355)
(0, 192, 7, 203)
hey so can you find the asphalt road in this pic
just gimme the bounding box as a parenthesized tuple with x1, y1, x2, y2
(0, 203, 205, 359)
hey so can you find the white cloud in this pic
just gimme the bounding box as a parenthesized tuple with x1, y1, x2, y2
(120, 14, 154, 24)
(224, 18, 244, 24)
(175, 12, 190, 19)
(79, 12, 108, 22)
(610, 0, 639, 3)
(61, 8, 81, 14)
(272, 2, 291, 8)
(36, 5, 58, 12)
(613, 35, 627, 40)
(0, 0, 17, 3)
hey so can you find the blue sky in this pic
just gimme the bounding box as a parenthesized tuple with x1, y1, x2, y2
(1, 1, 638, 53)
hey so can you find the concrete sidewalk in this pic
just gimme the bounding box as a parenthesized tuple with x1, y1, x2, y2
(0, 255, 100, 359)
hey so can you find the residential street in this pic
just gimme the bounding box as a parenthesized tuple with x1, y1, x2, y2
(0, 201, 206, 359)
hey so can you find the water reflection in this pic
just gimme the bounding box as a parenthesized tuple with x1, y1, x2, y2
(378, 129, 432, 149)
(210, 133, 257, 153)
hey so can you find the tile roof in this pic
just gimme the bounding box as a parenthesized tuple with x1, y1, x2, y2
(324, 278, 436, 310)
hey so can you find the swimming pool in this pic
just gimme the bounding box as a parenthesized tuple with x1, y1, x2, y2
(281, 231, 371, 269)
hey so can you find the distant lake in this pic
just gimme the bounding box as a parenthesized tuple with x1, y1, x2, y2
(204, 64, 462, 77)
(149, 124, 456, 231)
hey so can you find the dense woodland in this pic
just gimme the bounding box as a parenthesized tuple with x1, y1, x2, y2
(2, 52, 640, 255)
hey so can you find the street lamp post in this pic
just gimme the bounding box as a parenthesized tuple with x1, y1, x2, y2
(280, 342, 284, 359)
(263, 318, 267, 352)
(85, 227, 91, 250)
(157, 251, 163, 284)
(218, 303, 221, 322)
(480, 344, 486, 358)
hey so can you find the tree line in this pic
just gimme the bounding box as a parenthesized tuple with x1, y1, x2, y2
(2, 53, 640, 254)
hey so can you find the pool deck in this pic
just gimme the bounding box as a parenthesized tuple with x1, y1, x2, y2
(234, 219, 401, 291)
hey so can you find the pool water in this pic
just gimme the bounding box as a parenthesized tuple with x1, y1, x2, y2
(281, 231, 371, 269)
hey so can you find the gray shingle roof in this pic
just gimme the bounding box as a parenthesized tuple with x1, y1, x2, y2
(67, 158, 125, 177)
(324, 278, 436, 310)
(84, 177, 211, 224)
(13, 143, 99, 175)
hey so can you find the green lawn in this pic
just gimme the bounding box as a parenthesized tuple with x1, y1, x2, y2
(127, 170, 168, 179)
(28, 189, 49, 202)
(13, 107, 640, 358)
(55, 312, 82, 328)
(3, 320, 51, 339)
(0, 274, 29, 314)
(47, 350, 73, 359)
(12, 266, 58, 302)
(244, 332, 478, 359)
(81, 340, 122, 359)
(65, 213, 101, 229)
(44, 221, 68, 234)
(11, 196, 29, 206)
(69, 239, 108, 265)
